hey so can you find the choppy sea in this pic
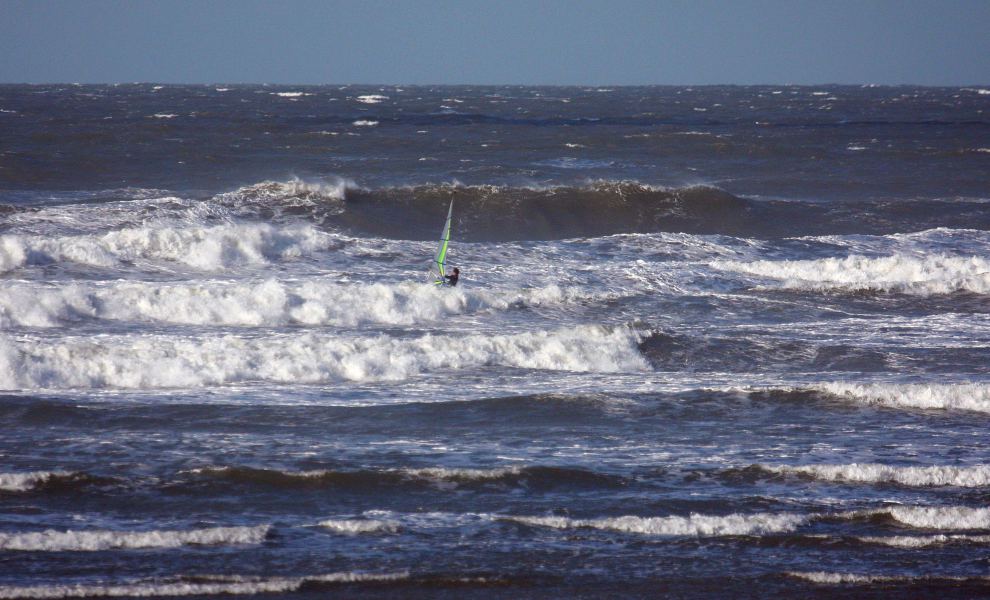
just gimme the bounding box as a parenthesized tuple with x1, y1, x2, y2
(1, 84, 989, 598)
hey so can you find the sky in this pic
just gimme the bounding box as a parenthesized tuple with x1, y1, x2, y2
(1, 0, 988, 85)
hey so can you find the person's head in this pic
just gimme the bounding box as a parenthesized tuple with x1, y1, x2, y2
(453, 268, 459, 275)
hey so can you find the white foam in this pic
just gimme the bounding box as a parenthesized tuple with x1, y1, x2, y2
(272, 92, 311, 98)
(402, 466, 523, 481)
(355, 95, 388, 104)
(505, 512, 806, 536)
(0, 471, 72, 492)
(763, 463, 990, 487)
(0, 325, 648, 390)
(0, 280, 608, 329)
(880, 506, 990, 530)
(713, 254, 990, 295)
(0, 223, 338, 274)
(856, 534, 990, 548)
(787, 572, 975, 585)
(318, 519, 400, 534)
(150, 114, 177, 119)
(816, 382, 990, 413)
(352, 120, 378, 126)
(0, 525, 269, 551)
(823, 505, 990, 531)
(0, 572, 408, 599)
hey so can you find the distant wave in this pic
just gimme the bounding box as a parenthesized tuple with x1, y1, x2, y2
(754, 463, 990, 487)
(318, 519, 400, 535)
(507, 505, 990, 538)
(0, 572, 409, 599)
(787, 572, 989, 585)
(854, 534, 990, 548)
(871, 505, 990, 530)
(5, 179, 990, 242)
(503, 512, 806, 537)
(0, 471, 107, 493)
(0, 471, 74, 492)
(186, 464, 627, 492)
(0, 525, 269, 552)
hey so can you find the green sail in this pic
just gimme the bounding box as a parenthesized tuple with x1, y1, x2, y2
(433, 199, 453, 281)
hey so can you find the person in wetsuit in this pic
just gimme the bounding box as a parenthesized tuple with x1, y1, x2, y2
(445, 267, 460, 286)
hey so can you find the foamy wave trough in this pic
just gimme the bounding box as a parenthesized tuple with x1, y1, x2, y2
(762, 463, 990, 487)
(815, 382, 990, 413)
(0, 525, 269, 552)
(0, 325, 648, 390)
(713, 254, 990, 295)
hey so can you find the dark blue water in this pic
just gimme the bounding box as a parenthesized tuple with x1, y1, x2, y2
(1, 84, 989, 598)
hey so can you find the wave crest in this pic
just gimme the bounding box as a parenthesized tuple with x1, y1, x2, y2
(504, 512, 806, 537)
(0, 525, 269, 552)
(757, 463, 990, 487)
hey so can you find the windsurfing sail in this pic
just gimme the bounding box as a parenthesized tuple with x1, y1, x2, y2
(431, 199, 453, 284)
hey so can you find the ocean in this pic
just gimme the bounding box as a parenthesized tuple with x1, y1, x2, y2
(0, 83, 989, 598)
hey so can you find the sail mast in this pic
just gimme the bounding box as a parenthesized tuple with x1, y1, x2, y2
(433, 198, 454, 280)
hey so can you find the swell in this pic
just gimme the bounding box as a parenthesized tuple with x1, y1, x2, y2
(222, 180, 990, 240)
(6, 180, 990, 243)
(0, 471, 115, 494)
(184, 465, 628, 492)
(0, 572, 410, 599)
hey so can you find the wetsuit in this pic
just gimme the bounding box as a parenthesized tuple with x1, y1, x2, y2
(445, 273, 459, 286)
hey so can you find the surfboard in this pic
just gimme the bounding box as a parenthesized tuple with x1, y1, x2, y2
(431, 199, 454, 286)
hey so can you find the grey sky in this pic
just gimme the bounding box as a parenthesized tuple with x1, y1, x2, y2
(2, 0, 988, 85)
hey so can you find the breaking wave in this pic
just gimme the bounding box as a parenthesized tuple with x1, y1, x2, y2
(0, 325, 648, 390)
(713, 254, 990, 296)
(866, 506, 990, 530)
(504, 512, 807, 537)
(318, 519, 400, 535)
(787, 572, 988, 585)
(814, 382, 990, 413)
(0, 471, 105, 493)
(0, 471, 73, 492)
(0, 525, 269, 552)
(757, 463, 990, 487)
(0, 572, 409, 599)
(0, 279, 603, 329)
(0, 222, 340, 274)
(855, 534, 990, 548)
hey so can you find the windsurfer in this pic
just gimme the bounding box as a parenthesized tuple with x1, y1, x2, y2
(444, 267, 460, 286)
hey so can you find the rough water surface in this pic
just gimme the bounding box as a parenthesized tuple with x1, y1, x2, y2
(0, 84, 989, 598)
